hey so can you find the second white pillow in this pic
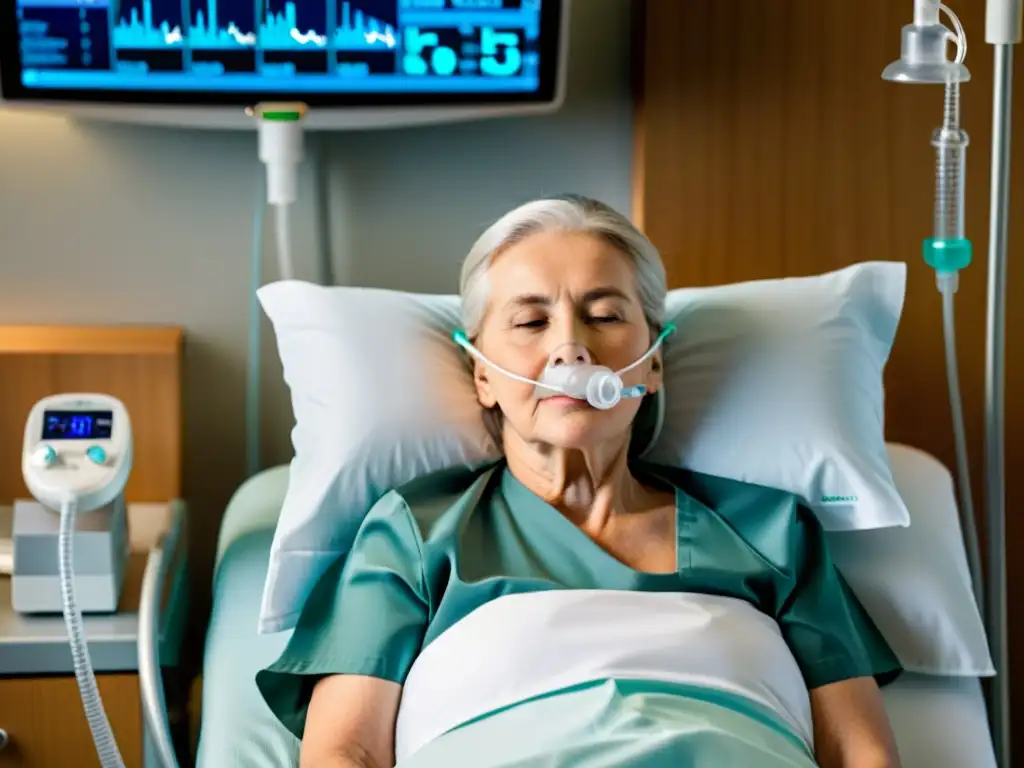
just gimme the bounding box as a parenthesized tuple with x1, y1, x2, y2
(645, 261, 910, 531)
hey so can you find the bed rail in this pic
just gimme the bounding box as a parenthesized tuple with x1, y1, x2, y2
(139, 499, 187, 768)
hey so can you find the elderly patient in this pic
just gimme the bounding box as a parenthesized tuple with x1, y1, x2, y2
(257, 195, 903, 768)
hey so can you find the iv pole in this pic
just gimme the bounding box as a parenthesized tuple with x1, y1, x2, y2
(984, 2, 1020, 766)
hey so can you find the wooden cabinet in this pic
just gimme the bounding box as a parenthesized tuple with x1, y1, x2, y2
(0, 676, 143, 767)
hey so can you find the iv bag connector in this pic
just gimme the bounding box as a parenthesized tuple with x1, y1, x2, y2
(883, 1, 970, 85)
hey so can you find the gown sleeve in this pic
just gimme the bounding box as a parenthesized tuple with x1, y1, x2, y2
(256, 491, 430, 740)
(774, 503, 903, 691)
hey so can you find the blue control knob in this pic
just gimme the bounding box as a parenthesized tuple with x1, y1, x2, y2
(32, 444, 57, 469)
(86, 446, 107, 465)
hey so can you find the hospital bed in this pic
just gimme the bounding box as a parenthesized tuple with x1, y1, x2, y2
(172, 445, 997, 768)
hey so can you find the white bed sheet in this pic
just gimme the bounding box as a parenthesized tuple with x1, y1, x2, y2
(196, 457, 997, 768)
(882, 673, 995, 768)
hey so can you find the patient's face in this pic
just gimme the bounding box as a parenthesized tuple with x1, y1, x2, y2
(472, 230, 661, 450)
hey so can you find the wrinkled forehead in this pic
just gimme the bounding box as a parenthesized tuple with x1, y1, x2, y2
(486, 231, 641, 307)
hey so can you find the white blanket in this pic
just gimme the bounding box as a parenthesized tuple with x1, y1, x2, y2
(395, 590, 814, 762)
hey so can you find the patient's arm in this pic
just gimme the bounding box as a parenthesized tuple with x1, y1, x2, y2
(810, 676, 901, 768)
(301, 674, 402, 768)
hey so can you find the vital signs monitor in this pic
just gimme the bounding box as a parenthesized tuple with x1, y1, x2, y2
(0, 0, 563, 113)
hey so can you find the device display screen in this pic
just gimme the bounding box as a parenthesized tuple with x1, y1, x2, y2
(0, 0, 561, 108)
(41, 410, 114, 440)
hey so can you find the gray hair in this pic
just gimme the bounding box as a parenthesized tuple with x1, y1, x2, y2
(459, 195, 667, 339)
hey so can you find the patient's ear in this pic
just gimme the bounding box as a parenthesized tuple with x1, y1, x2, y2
(644, 352, 664, 395)
(474, 361, 498, 408)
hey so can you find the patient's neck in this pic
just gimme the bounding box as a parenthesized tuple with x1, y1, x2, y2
(503, 429, 647, 532)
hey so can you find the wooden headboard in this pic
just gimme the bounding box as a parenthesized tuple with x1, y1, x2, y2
(0, 326, 183, 504)
(632, 0, 1022, 741)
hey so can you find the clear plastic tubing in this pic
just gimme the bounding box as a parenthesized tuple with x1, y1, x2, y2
(927, 75, 983, 614)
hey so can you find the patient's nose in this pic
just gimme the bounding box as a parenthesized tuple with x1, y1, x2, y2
(548, 343, 592, 366)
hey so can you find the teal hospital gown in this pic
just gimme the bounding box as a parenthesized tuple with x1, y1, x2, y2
(256, 461, 902, 767)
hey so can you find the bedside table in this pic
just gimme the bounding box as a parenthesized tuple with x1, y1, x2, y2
(0, 501, 189, 768)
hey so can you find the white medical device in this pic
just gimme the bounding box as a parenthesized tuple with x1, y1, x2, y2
(18, 393, 134, 768)
(22, 394, 132, 512)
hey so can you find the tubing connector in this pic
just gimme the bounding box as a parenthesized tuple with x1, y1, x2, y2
(248, 102, 309, 207)
(934, 265, 962, 294)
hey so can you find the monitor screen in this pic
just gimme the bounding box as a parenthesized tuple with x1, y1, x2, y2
(0, 0, 561, 107)
(41, 410, 114, 440)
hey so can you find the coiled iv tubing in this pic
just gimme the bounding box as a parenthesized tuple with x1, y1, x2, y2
(59, 496, 126, 768)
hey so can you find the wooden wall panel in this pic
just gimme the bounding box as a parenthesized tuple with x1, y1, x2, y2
(633, 0, 1022, 742)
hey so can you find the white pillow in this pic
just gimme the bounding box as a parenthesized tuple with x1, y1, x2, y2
(257, 262, 909, 634)
(256, 287, 498, 633)
(829, 443, 993, 677)
(644, 262, 910, 531)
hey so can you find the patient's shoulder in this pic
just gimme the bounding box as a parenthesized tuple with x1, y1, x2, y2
(637, 461, 797, 513)
(393, 462, 499, 501)
(637, 461, 809, 567)
(390, 461, 504, 539)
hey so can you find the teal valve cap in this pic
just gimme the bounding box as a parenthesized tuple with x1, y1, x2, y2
(924, 238, 972, 272)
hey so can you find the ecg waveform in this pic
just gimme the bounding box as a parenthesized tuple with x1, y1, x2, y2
(113, 0, 183, 48)
(111, 0, 394, 51)
(190, 0, 256, 49)
(257, 2, 396, 51)
(336, 2, 397, 50)
(260, 2, 326, 49)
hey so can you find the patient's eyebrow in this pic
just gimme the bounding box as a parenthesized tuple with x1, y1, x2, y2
(504, 287, 631, 311)
(505, 293, 551, 310)
(582, 287, 630, 303)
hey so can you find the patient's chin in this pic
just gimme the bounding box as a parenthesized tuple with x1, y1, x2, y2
(536, 409, 632, 450)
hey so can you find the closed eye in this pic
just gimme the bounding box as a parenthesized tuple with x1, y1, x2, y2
(515, 316, 620, 329)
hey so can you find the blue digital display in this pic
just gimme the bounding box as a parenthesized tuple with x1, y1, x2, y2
(41, 410, 114, 440)
(0, 0, 561, 107)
